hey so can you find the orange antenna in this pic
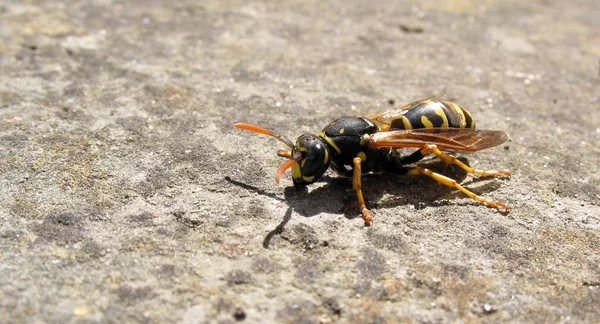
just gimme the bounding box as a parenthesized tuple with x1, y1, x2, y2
(235, 123, 295, 149)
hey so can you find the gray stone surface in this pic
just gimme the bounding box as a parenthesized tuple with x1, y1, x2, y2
(1, 0, 599, 322)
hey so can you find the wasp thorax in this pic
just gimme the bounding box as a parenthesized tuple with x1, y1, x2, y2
(291, 134, 331, 186)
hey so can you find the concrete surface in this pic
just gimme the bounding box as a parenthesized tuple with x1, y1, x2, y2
(1, 0, 599, 323)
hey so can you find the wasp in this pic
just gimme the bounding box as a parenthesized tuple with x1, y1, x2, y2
(235, 97, 511, 226)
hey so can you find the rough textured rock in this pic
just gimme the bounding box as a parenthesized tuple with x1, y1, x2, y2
(1, 0, 599, 322)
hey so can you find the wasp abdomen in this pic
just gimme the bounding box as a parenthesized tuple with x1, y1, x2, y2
(390, 101, 475, 130)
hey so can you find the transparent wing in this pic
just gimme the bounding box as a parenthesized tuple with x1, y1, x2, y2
(367, 128, 509, 152)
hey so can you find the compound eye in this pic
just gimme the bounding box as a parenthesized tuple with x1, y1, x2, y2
(291, 134, 331, 186)
(297, 135, 327, 176)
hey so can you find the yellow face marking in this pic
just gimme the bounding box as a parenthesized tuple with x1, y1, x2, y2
(357, 151, 367, 162)
(339, 128, 345, 134)
(318, 132, 341, 154)
(433, 106, 449, 128)
(323, 148, 329, 164)
(421, 115, 434, 128)
(292, 162, 302, 180)
(302, 175, 315, 182)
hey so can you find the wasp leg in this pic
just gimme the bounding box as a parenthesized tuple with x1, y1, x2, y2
(407, 166, 511, 212)
(353, 156, 373, 226)
(419, 144, 511, 177)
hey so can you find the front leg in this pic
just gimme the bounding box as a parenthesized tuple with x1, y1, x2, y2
(352, 156, 373, 226)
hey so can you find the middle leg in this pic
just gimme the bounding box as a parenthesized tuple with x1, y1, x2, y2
(352, 156, 373, 226)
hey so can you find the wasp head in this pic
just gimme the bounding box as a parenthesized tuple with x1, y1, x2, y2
(234, 123, 330, 185)
(287, 134, 331, 186)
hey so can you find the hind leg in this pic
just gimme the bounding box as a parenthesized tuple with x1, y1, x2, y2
(414, 144, 510, 177)
(407, 166, 511, 212)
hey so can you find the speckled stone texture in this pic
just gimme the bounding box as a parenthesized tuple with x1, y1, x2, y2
(1, 0, 599, 322)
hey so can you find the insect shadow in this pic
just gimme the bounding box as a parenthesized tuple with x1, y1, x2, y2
(279, 157, 473, 218)
(227, 156, 504, 247)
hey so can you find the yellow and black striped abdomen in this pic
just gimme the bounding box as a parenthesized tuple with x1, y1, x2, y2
(389, 100, 475, 130)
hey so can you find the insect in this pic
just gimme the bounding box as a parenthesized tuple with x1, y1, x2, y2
(235, 97, 511, 226)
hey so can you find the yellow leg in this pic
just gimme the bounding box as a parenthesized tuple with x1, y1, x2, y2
(407, 166, 511, 212)
(353, 157, 373, 226)
(421, 144, 511, 177)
